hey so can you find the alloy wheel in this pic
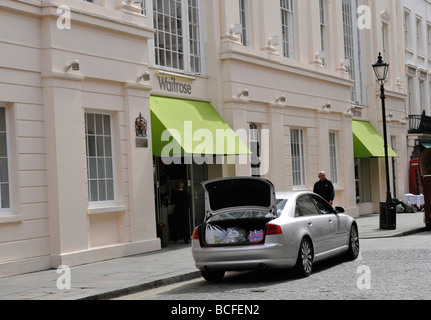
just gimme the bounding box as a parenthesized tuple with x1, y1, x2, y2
(345, 224, 360, 260)
(294, 238, 313, 277)
(350, 225, 360, 258)
(301, 240, 313, 274)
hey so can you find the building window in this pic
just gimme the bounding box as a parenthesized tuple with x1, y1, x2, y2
(419, 79, 426, 111)
(382, 22, 388, 61)
(239, 0, 250, 47)
(342, 0, 365, 105)
(329, 132, 338, 184)
(404, 10, 410, 49)
(381, 22, 391, 81)
(188, 0, 201, 73)
(249, 123, 261, 177)
(407, 76, 414, 114)
(151, 0, 203, 75)
(85, 113, 115, 204)
(417, 17, 423, 54)
(132, 0, 146, 14)
(281, 0, 296, 59)
(427, 24, 431, 59)
(0, 105, 10, 212)
(319, 0, 327, 66)
(290, 128, 305, 187)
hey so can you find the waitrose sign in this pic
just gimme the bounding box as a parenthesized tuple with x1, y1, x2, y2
(158, 76, 192, 95)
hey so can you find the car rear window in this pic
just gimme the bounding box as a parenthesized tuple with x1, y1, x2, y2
(205, 179, 271, 211)
(208, 210, 272, 222)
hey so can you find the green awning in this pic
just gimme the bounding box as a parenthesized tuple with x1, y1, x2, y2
(150, 96, 250, 156)
(352, 121, 398, 158)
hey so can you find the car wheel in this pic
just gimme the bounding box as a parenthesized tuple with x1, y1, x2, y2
(294, 238, 313, 278)
(346, 223, 360, 260)
(201, 270, 225, 282)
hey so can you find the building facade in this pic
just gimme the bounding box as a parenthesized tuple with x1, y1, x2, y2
(0, 0, 409, 277)
(0, 0, 159, 277)
(402, 0, 431, 185)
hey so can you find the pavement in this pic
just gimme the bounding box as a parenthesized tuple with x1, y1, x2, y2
(0, 211, 428, 300)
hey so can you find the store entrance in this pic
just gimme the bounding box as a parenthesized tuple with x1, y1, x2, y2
(153, 157, 208, 241)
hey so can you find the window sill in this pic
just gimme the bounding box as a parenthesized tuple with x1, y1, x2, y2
(87, 205, 128, 215)
(292, 186, 308, 192)
(0, 214, 24, 225)
(405, 47, 414, 55)
(417, 52, 426, 60)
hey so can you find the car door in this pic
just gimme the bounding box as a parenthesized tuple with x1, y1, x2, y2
(295, 195, 331, 255)
(310, 194, 346, 249)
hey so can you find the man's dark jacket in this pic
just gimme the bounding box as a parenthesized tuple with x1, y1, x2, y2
(313, 179, 335, 203)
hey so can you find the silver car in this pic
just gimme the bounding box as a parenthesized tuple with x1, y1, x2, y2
(191, 177, 359, 281)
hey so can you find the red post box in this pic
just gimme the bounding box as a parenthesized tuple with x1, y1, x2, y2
(410, 158, 423, 195)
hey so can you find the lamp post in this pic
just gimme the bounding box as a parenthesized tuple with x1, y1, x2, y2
(372, 52, 396, 230)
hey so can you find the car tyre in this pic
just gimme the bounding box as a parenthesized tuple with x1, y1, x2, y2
(294, 238, 313, 278)
(346, 223, 360, 260)
(201, 270, 225, 282)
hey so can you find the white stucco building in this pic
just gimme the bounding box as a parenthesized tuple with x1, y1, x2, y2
(401, 0, 431, 170)
(0, 0, 409, 277)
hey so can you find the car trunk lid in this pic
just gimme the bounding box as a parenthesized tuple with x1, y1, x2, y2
(202, 177, 277, 221)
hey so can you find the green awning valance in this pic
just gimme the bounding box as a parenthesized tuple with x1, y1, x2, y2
(150, 96, 250, 157)
(352, 121, 398, 158)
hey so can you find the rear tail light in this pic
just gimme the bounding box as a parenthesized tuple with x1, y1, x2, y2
(266, 224, 282, 235)
(192, 228, 199, 240)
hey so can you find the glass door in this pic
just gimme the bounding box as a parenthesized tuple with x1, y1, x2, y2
(187, 163, 208, 230)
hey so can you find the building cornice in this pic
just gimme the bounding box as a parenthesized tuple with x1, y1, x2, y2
(1, 0, 154, 40)
(220, 45, 353, 88)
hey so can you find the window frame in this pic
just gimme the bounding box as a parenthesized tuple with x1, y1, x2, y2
(290, 128, 306, 188)
(131, 0, 146, 14)
(407, 76, 415, 115)
(404, 9, 411, 50)
(146, 0, 206, 76)
(85, 111, 117, 208)
(419, 78, 426, 110)
(0, 104, 11, 215)
(280, 0, 296, 59)
(329, 131, 338, 185)
(417, 16, 424, 54)
(342, 0, 366, 105)
(381, 22, 388, 60)
(319, 0, 328, 66)
(249, 123, 261, 177)
(427, 23, 431, 59)
(239, 0, 251, 47)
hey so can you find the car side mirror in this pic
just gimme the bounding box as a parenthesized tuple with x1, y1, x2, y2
(334, 206, 345, 214)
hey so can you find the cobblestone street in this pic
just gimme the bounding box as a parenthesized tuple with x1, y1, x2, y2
(119, 232, 431, 300)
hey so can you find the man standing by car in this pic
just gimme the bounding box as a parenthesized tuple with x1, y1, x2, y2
(313, 171, 335, 206)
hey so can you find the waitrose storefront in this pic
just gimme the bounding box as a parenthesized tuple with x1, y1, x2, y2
(149, 75, 250, 235)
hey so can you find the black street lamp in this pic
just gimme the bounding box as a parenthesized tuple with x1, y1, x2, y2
(372, 52, 396, 230)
